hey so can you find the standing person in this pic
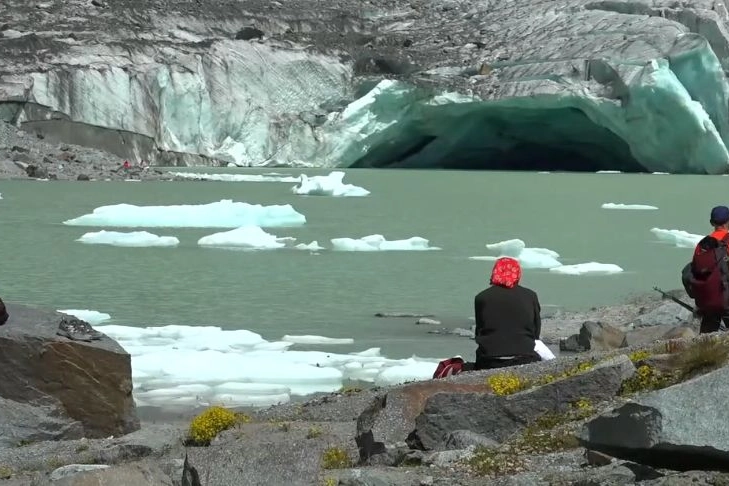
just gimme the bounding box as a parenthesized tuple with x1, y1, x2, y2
(684, 206, 729, 333)
(473, 257, 543, 370)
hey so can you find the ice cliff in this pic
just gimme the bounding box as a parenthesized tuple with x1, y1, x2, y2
(2, 0, 729, 173)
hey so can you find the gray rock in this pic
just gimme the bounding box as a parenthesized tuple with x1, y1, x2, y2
(0, 397, 83, 448)
(422, 448, 475, 467)
(49, 462, 173, 485)
(0, 303, 139, 439)
(576, 321, 627, 351)
(624, 324, 696, 347)
(579, 364, 729, 470)
(355, 380, 490, 462)
(443, 430, 498, 450)
(630, 301, 693, 328)
(411, 355, 636, 450)
(49, 464, 110, 481)
(337, 468, 422, 486)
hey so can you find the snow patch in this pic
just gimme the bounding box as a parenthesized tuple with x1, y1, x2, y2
(291, 171, 370, 197)
(63, 200, 306, 228)
(549, 263, 624, 275)
(601, 203, 658, 210)
(76, 230, 180, 247)
(331, 234, 441, 251)
(651, 227, 702, 248)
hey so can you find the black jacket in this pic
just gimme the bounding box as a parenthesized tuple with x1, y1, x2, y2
(474, 284, 541, 358)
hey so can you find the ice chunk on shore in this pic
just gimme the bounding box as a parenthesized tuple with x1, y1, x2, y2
(169, 172, 299, 183)
(291, 171, 370, 197)
(198, 226, 288, 250)
(601, 203, 658, 210)
(469, 239, 562, 269)
(650, 227, 702, 248)
(63, 200, 306, 228)
(57, 309, 111, 325)
(282, 335, 355, 345)
(76, 230, 180, 247)
(549, 263, 624, 275)
(331, 234, 440, 251)
(89, 321, 439, 408)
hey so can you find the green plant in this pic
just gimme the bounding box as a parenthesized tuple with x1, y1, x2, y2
(321, 447, 351, 469)
(269, 419, 291, 432)
(339, 385, 363, 395)
(629, 350, 651, 363)
(0, 466, 11, 479)
(321, 478, 337, 486)
(307, 426, 323, 439)
(75, 443, 89, 453)
(620, 364, 670, 395)
(487, 372, 532, 396)
(467, 446, 525, 476)
(187, 406, 244, 446)
(672, 336, 729, 382)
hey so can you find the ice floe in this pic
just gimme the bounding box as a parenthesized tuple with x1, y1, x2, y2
(650, 228, 702, 248)
(198, 226, 288, 250)
(69, 317, 441, 408)
(330, 234, 441, 251)
(63, 200, 306, 228)
(469, 239, 623, 274)
(549, 263, 624, 275)
(76, 230, 180, 247)
(169, 172, 299, 183)
(291, 171, 370, 197)
(601, 203, 658, 210)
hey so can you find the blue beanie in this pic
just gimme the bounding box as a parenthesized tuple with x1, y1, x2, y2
(711, 206, 729, 225)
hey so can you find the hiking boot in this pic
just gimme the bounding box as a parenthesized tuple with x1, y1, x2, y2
(57, 316, 104, 342)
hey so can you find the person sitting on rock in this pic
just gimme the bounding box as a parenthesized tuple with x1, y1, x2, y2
(0, 296, 8, 326)
(473, 257, 543, 369)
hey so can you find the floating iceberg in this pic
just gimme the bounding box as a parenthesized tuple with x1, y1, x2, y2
(295, 241, 326, 251)
(469, 239, 562, 269)
(549, 263, 624, 276)
(63, 200, 306, 228)
(76, 230, 180, 247)
(601, 203, 658, 210)
(282, 335, 355, 345)
(198, 226, 289, 250)
(331, 234, 441, 251)
(291, 171, 370, 197)
(650, 227, 702, 248)
(470, 238, 623, 274)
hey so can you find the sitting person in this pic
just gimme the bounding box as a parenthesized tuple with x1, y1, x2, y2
(473, 256, 544, 370)
(0, 296, 8, 326)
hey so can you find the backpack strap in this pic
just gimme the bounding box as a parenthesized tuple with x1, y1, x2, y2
(716, 236, 729, 309)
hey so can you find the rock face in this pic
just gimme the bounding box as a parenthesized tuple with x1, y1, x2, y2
(410, 355, 636, 451)
(0, 397, 83, 448)
(1, 0, 729, 173)
(579, 364, 729, 471)
(0, 303, 139, 441)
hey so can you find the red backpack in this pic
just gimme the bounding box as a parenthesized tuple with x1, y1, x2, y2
(433, 356, 464, 379)
(688, 234, 729, 314)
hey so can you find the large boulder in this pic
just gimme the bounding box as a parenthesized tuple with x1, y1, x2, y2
(624, 324, 696, 347)
(355, 381, 490, 463)
(0, 303, 139, 440)
(410, 355, 636, 451)
(561, 321, 628, 352)
(578, 364, 729, 470)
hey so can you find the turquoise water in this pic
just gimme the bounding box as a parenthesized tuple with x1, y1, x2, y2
(0, 169, 719, 359)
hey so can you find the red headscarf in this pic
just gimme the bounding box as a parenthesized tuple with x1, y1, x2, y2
(490, 257, 522, 288)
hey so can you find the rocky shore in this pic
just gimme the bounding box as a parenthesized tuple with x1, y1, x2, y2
(1, 290, 723, 486)
(0, 121, 174, 182)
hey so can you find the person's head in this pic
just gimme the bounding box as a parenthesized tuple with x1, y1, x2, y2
(490, 257, 522, 289)
(710, 206, 729, 229)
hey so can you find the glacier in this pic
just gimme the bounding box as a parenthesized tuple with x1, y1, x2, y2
(2, 0, 729, 173)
